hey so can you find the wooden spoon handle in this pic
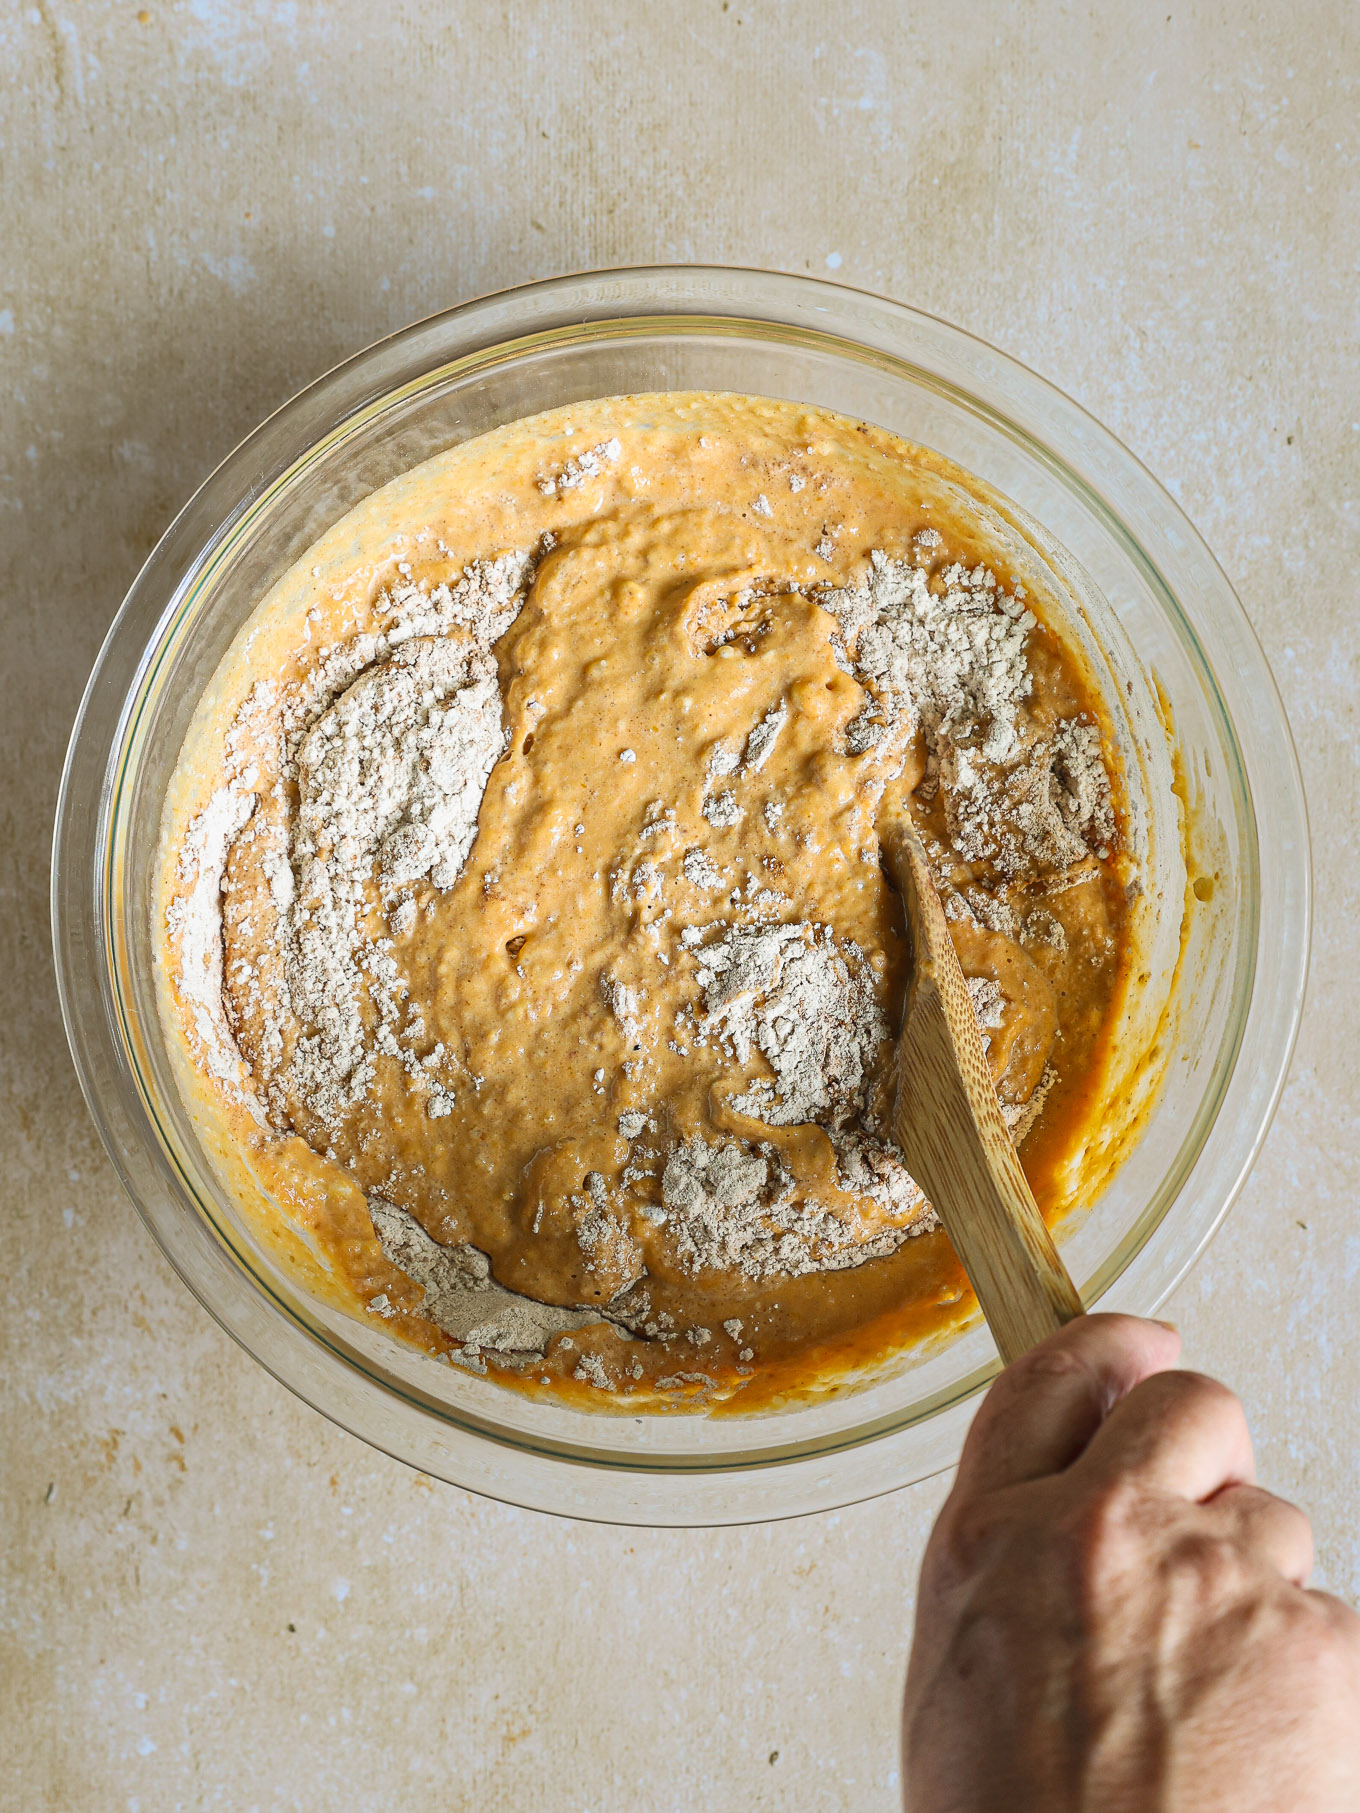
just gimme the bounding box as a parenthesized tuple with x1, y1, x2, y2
(885, 820, 1083, 1367)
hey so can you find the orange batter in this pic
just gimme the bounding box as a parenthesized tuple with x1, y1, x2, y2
(157, 393, 1135, 1410)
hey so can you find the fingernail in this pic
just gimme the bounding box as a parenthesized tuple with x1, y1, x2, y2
(1152, 1318, 1178, 1333)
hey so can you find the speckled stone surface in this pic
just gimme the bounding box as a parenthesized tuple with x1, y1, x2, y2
(3, 4, 1357, 1808)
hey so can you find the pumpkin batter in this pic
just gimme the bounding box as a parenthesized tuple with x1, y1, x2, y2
(158, 392, 1135, 1410)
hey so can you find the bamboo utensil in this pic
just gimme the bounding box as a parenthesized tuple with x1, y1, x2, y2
(883, 814, 1083, 1367)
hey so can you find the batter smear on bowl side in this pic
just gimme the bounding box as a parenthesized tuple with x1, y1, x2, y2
(158, 393, 1136, 1409)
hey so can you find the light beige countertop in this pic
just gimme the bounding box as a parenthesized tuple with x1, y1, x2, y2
(3, 4, 1357, 1808)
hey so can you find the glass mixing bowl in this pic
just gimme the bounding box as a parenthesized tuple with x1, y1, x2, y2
(52, 268, 1308, 1525)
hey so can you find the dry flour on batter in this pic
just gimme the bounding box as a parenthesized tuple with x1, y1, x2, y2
(175, 551, 540, 1134)
(822, 550, 1114, 879)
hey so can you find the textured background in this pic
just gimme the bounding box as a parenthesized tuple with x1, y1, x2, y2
(3, 3, 1357, 1808)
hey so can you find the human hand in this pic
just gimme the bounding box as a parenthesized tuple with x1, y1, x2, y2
(902, 1314, 1360, 1811)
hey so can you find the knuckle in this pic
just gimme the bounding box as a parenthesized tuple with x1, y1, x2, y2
(1261, 1489, 1313, 1553)
(1148, 1366, 1241, 1418)
(1164, 1526, 1248, 1603)
(1260, 1486, 1311, 1533)
(1009, 1343, 1095, 1385)
(942, 1591, 1037, 1687)
(935, 1494, 1014, 1579)
(1287, 1595, 1360, 1685)
(1331, 1598, 1360, 1656)
(987, 1342, 1096, 1413)
(1172, 1369, 1250, 1435)
(1064, 1474, 1146, 1581)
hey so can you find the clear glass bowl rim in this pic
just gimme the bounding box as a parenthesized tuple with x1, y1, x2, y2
(52, 265, 1311, 1525)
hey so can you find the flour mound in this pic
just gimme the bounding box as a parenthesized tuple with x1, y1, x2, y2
(661, 919, 928, 1278)
(174, 551, 539, 1135)
(281, 637, 506, 1122)
(379, 548, 535, 648)
(297, 637, 504, 898)
(829, 1129, 927, 1221)
(824, 550, 1034, 762)
(368, 1195, 599, 1355)
(694, 921, 887, 1128)
(823, 551, 1116, 878)
(659, 1133, 921, 1281)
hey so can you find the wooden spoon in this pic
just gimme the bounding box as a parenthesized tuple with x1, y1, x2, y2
(882, 813, 1083, 1366)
